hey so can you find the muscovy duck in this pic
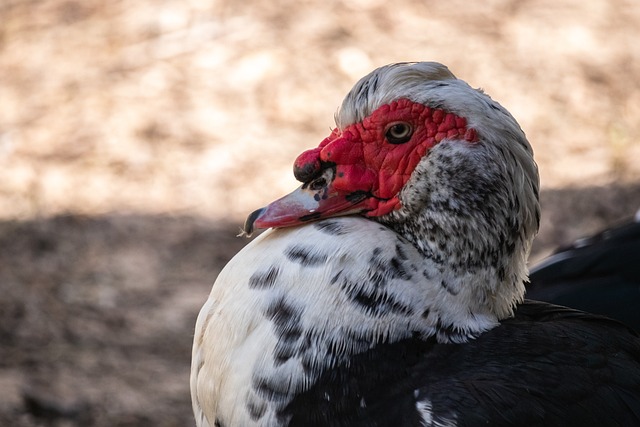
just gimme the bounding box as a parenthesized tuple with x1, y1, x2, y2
(191, 62, 640, 427)
(528, 213, 640, 331)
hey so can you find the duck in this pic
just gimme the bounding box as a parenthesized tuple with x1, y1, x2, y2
(191, 62, 640, 427)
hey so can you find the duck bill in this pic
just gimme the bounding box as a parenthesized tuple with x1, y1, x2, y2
(243, 167, 370, 235)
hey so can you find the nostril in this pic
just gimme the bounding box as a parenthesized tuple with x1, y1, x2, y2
(309, 177, 327, 191)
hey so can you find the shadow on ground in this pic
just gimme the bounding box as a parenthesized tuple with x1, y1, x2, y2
(0, 183, 638, 426)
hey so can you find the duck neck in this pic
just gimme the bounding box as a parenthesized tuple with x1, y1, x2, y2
(378, 143, 537, 321)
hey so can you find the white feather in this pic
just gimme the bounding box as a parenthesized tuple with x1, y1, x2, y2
(191, 217, 503, 425)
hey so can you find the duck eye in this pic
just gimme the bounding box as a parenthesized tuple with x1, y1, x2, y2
(385, 123, 413, 144)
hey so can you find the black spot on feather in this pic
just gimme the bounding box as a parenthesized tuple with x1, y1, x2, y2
(246, 398, 266, 421)
(264, 297, 303, 343)
(264, 297, 304, 367)
(389, 256, 412, 280)
(368, 269, 388, 289)
(330, 269, 344, 285)
(441, 280, 459, 296)
(355, 74, 379, 106)
(273, 342, 296, 366)
(497, 266, 506, 282)
(285, 245, 328, 267)
(314, 220, 350, 236)
(249, 266, 280, 289)
(340, 277, 413, 317)
(369, 245, 412, 281)
(252, 375, 290, 402)
(395, 243, 409, 261)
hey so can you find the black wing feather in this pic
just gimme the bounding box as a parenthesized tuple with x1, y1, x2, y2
(284, 301, 640, 427)
(528, 219, 640, 331)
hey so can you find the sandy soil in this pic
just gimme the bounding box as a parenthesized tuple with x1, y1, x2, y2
(1, 0, 639, 425)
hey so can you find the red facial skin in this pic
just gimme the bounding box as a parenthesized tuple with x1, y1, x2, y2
(246, 98, 478, 234)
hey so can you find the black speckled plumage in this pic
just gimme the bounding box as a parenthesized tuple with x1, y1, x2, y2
(284, 300, 640, 427)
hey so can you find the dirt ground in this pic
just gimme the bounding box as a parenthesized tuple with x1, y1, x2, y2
(1, 0, 639, 425)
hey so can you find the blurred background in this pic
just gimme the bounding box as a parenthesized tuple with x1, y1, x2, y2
(1, 0, 639, 425)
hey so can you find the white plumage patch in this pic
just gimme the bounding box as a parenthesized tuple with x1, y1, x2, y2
(191, 217, 500, 426)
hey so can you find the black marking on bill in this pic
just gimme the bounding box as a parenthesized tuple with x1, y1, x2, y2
(299, 212, 323, 222)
